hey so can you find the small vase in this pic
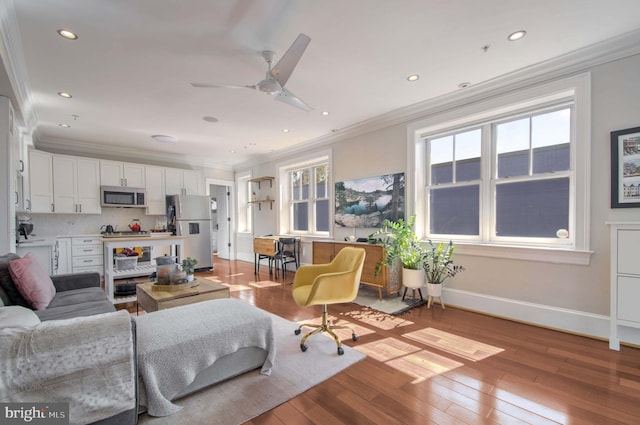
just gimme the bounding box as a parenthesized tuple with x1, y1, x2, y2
(186, 274, 194, 282)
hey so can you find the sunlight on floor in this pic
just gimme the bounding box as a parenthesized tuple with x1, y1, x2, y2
(249, 280, 282, 288)
(342, 308, 414, 330)
(356, 337, 464, 384)
(403, 327, 504, 361)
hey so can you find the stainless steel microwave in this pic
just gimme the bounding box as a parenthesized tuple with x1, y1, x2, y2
(100, 186, 147, 208)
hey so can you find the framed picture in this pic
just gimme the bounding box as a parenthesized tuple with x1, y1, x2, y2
(334, 172, 405, 228)
(611, 126, 640, 208)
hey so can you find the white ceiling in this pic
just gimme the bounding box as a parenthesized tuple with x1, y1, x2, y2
(7, 0, 640, 169)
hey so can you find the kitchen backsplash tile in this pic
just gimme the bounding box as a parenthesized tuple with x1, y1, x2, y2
(24, 210, 166, 237)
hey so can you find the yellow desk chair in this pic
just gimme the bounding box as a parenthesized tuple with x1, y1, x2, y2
(292, 247, 366, 355)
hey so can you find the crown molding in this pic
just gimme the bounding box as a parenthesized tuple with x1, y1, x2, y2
(0, 0, 37, 132)
(236, 28, 640, 171)
(35, 134, 234, 172)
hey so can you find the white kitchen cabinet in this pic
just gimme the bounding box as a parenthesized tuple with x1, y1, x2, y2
(608, 222, 640, 350)
(16, 244, 54, 275)
(29, 149, 54, 213)
(0, 97, 18, 252)
(71, 236, 104, 275)
(145, 165, 166, 215)
(15, 131, 32, 212)
(53, 155, 101, 214)
(55, 237, 72, 275)
(100, 160, 145, 188)
(165, 167, 203, 195)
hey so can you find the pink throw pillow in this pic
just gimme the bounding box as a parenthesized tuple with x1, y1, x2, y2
(8, 252, 56, 310)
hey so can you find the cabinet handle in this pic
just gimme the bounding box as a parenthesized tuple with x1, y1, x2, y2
(14, 191, 18, 205)
(27, 199, 31, 210)
(79, 204, 82, 213)
(19, 160, 24, 173)
(51, 203, 55, 213)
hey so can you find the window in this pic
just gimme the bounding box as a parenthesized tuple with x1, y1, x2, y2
(236, 173, 252, 233)
(278, 151, 331, 236)
(409, 73, 592, 261)
(290, 164, 330, 233)
(426, 106, 572, 246)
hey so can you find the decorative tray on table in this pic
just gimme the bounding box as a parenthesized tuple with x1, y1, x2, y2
(151, 279, 199, 291)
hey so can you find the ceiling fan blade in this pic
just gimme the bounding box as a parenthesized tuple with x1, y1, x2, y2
(191, 82, 256, 90)
(271, 33, 311, 87)
(275, 87, 313, 112)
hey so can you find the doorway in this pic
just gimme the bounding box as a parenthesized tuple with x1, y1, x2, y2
(207, 179, 234, 261)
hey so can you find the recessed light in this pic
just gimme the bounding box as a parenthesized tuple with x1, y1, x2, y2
(282, 129, 289, 133)
(58, 92, 72, 98)
(151, 134, 177, 143)
(202, 116, 219, 123)
(458, 82, 471, 89)
(407, 74, 420, 82)
(321, 111, 329, 116)
(57, 29, 78, 40)
(59, 123, 71, 128)
(508, 30, 526, 41)
(229, 149, 236, 153)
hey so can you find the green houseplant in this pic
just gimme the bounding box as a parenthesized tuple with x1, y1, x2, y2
(422, 240, 464, 297)
(371, 216, 423, 271)
(181, 257, 198, 282)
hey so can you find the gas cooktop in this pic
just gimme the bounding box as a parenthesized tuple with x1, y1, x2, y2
(102, 231, 151, 238)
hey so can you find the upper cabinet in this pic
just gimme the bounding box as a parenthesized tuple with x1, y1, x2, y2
(100, 160, 145, 188)
(144, 165, 166, 215)
(165, 168, 203, 195)
(53, 155, 101, 214)
(29, 149, 54, 213)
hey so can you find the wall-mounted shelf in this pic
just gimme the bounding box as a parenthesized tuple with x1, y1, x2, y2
(248, 176, 274, 189)
(248, 199, 274, 210)
(249, 176, 275, 210)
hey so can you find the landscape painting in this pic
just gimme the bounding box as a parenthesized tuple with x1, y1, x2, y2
(335, 173, 405, 228)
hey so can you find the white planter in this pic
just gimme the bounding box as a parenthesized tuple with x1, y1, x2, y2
(426, 282, 442, 297)
(402, 267, 425, 289)
(186, 274, 195, 282)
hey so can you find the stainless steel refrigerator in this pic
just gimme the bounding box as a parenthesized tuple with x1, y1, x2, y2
(167, 195, 213, 270)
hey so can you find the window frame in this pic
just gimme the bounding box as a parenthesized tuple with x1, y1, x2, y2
(235, 172, 252, 234)
(278, 150, 332, 237)
(408, 74, 592, 265)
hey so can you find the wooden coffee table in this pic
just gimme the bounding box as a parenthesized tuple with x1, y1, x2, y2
(136, 280, 230, 313)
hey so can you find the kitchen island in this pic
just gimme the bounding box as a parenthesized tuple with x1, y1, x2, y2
(103, 235, 186, 304)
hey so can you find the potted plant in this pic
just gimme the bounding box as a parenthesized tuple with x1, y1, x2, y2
(422, 240, 465, 298)
(371, 216, 426, 298)
(181, 257, 198, 282)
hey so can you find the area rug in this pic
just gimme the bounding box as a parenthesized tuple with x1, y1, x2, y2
(353, 285, 426, 315)
(138, 311, 365, 425)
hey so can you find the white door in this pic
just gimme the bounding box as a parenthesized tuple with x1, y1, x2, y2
(216, 185, 230, 259)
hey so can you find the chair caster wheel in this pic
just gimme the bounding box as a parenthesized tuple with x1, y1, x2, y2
(300, 344, 308, 352)
(337, 347, 344, 356)
(294, 329, 301, 335)
(352, 334, 359, 342)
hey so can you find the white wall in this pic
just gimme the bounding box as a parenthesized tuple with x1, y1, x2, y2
(237, 53, 640, 345)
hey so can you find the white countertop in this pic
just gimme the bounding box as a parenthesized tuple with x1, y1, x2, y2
(16, 236, 56, 248)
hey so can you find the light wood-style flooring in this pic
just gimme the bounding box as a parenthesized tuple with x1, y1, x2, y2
(123, 258, 640, 424)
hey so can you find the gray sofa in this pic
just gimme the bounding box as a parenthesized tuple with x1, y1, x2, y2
(0, 252, 115, 319)
(0, 252, 137, 425)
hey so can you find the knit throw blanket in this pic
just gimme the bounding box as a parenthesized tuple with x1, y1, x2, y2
(0, 310, 135, 425)
(135, 298, 276, 417)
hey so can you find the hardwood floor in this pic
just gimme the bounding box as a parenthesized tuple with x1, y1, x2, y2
(129, 258, 640, 424)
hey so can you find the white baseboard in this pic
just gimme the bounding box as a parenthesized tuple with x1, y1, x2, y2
(443, 288, 640, 347)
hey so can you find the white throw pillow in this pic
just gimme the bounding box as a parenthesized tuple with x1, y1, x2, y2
(0, 305, 41, 329)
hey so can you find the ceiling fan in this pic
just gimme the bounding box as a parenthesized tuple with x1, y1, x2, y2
(191, 33, 313, 112)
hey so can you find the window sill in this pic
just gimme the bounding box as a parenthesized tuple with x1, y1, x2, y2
(452, 242, 593, 265)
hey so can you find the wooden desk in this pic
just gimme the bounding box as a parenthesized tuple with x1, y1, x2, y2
(136, 280, 230, 312)
(253, 235, 300, 276)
